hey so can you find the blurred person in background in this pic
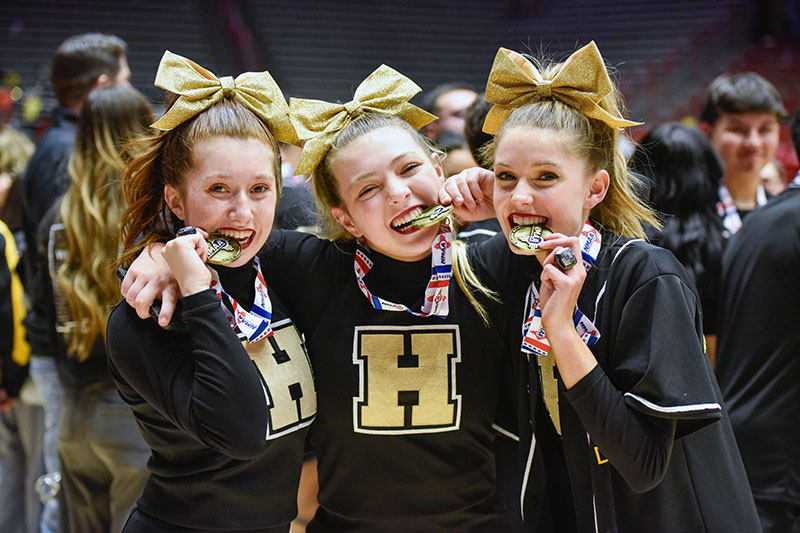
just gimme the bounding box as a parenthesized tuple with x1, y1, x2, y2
(699, 72, 785, 236)
(421, 81, 477, 141)
(0, 126, 42, 533)
(760, 157, 787, 196)
(631, 122, 726, 364)
(18, 32, 130, 533)
(714, 105, 800, 533)
(38, 84, 152, 532)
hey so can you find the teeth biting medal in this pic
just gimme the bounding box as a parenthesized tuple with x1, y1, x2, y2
(205, 233, 242, 265)
(411, 204, 454, 229)
(509, 224, 553, 253)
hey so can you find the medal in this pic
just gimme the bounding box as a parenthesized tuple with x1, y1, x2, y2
(509, 224, 553, 253)
(206, 233, 242, 265)
(411, 204, 453, 229)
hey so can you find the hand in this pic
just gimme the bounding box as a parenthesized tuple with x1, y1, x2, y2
(121, 242, 179, 326)
(537, 234, 586, 335)
(161, 229, 212, 298)
(537, 233, 597, 388)
(438, 167, 497, 222)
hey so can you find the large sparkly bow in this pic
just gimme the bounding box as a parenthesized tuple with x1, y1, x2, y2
(151, 50, 297, 144)
(483, 41, 641, 134)
(290, 64, 437, 175)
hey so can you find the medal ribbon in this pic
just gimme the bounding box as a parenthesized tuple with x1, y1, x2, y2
(521, 221, 602, 356)
(716, 183, 767, 235)
(210, 256, 273, 343)
(354, 222, 453, 318)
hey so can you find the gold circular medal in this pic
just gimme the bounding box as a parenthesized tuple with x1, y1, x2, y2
(509, 224, 553, 253)
(411, 204, 454, 229)
(205, 233, 242, 265)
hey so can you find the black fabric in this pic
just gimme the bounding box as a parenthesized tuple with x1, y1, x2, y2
(0, 230, 27, 397)
(456, 218, 502, 245)
(715, 185, 800, 509)
(261, 230, 537, 531)
(20, 107, 78, 357)
(517, 229, 760, 532)
(107, 262, 313, 530)
(39, 200, 111, 388)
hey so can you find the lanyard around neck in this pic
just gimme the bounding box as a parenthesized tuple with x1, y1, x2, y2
(211, 256, 273, 343)
(354, 222, 453, 318)
(521, 221, 602, 356)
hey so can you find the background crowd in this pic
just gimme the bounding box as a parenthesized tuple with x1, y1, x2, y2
(1, 1, 800, 532)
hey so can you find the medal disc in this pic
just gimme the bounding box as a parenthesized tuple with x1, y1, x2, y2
(205, 234, 242, 265)
(411, 204, 454, 229)
(509, 224, 553, 253)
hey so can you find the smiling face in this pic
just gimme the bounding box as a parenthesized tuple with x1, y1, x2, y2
(329, 126, 444, 262)
(704, 112, 780, 186)
(164, 136, 277, 268)
(492, 126, 609, 254)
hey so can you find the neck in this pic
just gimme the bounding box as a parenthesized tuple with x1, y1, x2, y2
(723, 174, 760, 210)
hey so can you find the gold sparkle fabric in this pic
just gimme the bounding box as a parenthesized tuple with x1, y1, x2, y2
(151, 50, 297, 145)
(483, 41, 642, 134)
(290, 64, 437, 176)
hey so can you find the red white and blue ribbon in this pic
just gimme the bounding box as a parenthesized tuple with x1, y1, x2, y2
(210, 256, 273, 343)
(716, 183, 767, 236)
(354, 222, 453, 318)
(521, 221, 602, 356)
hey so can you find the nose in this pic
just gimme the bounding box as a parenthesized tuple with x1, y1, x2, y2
(228, 191, 253, 223)
(385, 176, 411, 205)
(742, 128, 762, 150)
(510, 179, 535, 207)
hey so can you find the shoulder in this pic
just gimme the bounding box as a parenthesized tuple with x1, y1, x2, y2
(590, 235, 697, 309)
(727, 189, 800, 255)
(601, 235, 689, 281)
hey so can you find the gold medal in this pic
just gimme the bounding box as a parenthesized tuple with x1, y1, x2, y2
(509, 224, 553, 253)
(411, 204, 454, 229)
(205, 233, 242, 265)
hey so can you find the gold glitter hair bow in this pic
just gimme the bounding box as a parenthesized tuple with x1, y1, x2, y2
(151, 50, 297, 144)
(483, 41, 641, 134)
(290, 64, 437, 175)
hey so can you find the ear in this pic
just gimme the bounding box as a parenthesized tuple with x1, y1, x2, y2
(164, 185, 185, 221)
(584, 169, 609, 211)
(94, 73, 112, 88)
(698, 121, 713, 138)
(331, 206, 362, 238)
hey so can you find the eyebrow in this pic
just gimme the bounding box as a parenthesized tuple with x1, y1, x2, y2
(494, 159, 562, 169)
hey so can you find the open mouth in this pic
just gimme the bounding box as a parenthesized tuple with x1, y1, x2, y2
(390, 206, 424, 234)
(509, 214, 548, 229)
(217, 229, 255, 249)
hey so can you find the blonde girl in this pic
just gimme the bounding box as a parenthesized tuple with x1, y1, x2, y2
(445, 42, 761, 532)
(42, 84, 153, 532)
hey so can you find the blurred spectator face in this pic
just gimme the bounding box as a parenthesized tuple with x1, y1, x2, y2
(442, 147, 477, 177)
(760, 159, 786, 196)
(431, 89, 477, 137)
(705, 112, 780, 181)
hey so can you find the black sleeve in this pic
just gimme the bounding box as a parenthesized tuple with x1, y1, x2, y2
(106, 289, 270, 459)
(565, 365, 677, 493)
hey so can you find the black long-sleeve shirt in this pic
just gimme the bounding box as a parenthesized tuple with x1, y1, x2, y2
(107, 262, 315, 531)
